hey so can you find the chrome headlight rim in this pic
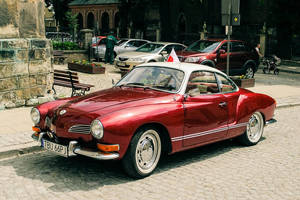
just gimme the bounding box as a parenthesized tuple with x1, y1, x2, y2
(90, 119, 104, 139)
(30, 108, 40, 125)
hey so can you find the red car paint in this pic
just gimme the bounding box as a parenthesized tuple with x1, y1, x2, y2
(35, 85, 276, 159)
(177, 39, 259, 76)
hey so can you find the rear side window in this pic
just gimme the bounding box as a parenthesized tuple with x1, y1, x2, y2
(232, 42, 245, 52)
(186, 71, 219, 96)
(215, 73, 237, 93)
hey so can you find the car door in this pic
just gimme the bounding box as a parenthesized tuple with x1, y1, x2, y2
(230, 42, 246, 75)
(215, 73, 245, 139)
(216, 42, 232, 72)
(183, 71, 228, 147)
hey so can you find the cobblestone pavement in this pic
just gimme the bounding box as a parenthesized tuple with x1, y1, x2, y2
(0, 107, 299, 200)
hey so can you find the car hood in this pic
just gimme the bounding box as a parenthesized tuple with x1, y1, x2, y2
(118, 51, 156, 59)
(177, 51, 210, 57)
(60, 87, 173, 115)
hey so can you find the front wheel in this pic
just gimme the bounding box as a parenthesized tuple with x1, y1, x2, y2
(245, 65, 254, 78)
(238, 112, 264, 146)
(122, 127, 162, 178)
(274, 68, 279, 75)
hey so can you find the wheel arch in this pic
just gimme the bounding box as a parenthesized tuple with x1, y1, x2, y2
(134, 122, 172, 154)
(243, 60, 257, 71)
(200, 60, 215, 67)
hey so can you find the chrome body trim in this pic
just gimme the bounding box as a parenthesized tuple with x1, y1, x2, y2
(73, 147, 119, 160)
(68, 124, 91, 134)
(171, 122, 248, 142)
(32, 132, 119, 160)
(265, 118, 277, 126)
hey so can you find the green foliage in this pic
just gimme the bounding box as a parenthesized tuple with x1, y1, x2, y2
(52, 41, 81, 50)
(66, 12, 79, 41)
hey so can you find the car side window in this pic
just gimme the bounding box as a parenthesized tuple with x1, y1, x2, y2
(186, 71, 219, 96)
(126, 41, 136, 47)
(232, 42, 245, 52)
(173, 45, 185, 51)
(220, 42, 231, 52)
(163, 45, 173, 54)
(215, 74, 237, 93)
(136, 41, 148, 47)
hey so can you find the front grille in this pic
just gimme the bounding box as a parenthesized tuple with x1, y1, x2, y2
(68, 124, 91, 134)
(44, 116, 52, 128)
(119, 57, 129, 61)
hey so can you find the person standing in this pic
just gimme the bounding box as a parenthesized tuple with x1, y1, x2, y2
(105, 31, 118, 64)
(255, 43, 263, 58)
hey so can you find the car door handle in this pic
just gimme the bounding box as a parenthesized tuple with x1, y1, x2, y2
(219, 102, 227, 108)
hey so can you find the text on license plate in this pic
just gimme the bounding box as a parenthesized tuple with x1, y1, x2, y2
(42, 139, 68, 157)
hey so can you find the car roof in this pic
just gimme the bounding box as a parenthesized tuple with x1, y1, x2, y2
(148, 42, 185, 46)
(137, 62, 227, 76)
(200, 38, 245, 43)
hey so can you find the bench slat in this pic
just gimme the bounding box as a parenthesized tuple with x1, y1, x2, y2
(54, 72, 79, 81)
(52, 69, 94, 96)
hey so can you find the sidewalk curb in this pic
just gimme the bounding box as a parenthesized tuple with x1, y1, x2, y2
(0, 102, 299, 160)
(277, 68, 300, 74)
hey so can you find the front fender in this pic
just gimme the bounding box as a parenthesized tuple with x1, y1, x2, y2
(99, 102, 184, 159)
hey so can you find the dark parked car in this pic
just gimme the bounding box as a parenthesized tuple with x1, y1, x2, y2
(177, 39, 259, 78)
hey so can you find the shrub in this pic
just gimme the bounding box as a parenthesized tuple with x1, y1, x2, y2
(52, 41, 81, 50)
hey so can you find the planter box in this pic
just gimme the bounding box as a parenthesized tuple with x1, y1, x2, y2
(68, 63, 105, 74)
(231, 78, 255, 88)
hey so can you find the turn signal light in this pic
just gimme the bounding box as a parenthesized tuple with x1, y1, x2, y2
(97, 143, 120, 152)
(32, 126, 41, 133)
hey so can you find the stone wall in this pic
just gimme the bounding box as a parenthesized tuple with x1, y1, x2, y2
(0, 0, 52, 109)
(0, 39, 53, 108)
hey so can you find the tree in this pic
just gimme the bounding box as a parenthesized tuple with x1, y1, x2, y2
(66, 12, 78, 41)
(266, 0, 300, 58)
(44, 0, 72, 31)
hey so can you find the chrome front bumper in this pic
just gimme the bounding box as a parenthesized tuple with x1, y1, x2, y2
(265, 118, 277, 126)
(32, 132, 119, 160)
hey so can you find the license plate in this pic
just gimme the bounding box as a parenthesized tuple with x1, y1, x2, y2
(117, 61, 126, 67)
(42, 139, 68, 157)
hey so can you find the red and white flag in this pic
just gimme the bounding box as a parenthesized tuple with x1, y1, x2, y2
(167, 48, 180, 63)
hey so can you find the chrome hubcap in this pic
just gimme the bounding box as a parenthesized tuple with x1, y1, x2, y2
(245, 67, 254, 78)
(247, 113, 263, 143)
(135, 130, 161, 174)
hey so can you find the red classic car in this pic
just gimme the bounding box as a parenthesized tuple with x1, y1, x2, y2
(31, 62, 276, 178)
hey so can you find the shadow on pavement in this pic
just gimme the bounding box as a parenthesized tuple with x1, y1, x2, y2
(0, 138, 258, 192)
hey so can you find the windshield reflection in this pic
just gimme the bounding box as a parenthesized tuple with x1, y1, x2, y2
(116, 66, 185, 93)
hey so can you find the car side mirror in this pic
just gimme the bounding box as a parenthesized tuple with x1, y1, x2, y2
(219, 49, 226, 54)
(161, 50, 168, 55)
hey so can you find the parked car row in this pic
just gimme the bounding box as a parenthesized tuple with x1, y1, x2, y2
(93, 37, 259, 78)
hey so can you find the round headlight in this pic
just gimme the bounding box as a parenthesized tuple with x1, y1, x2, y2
(90, 120, 104, 139)
(30, 108, 40, 125)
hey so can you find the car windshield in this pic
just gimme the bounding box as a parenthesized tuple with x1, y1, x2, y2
(117, 39, 128, 46)
(186, 41, 220, 53)
(136, 43, 164, 53)
(116, 66, 185, 93)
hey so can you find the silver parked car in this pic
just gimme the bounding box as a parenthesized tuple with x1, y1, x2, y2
(115, 42, 186, 71)
(94, 38, 149, 61)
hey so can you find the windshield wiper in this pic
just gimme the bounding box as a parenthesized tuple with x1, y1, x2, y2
(119, 82, 145, 88)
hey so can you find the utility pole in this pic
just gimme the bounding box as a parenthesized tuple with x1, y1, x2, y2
(222, 0, 240, 76)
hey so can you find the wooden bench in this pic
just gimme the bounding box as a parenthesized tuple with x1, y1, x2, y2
(52, 69, 94, 97)
(53, 50, 66, 65)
